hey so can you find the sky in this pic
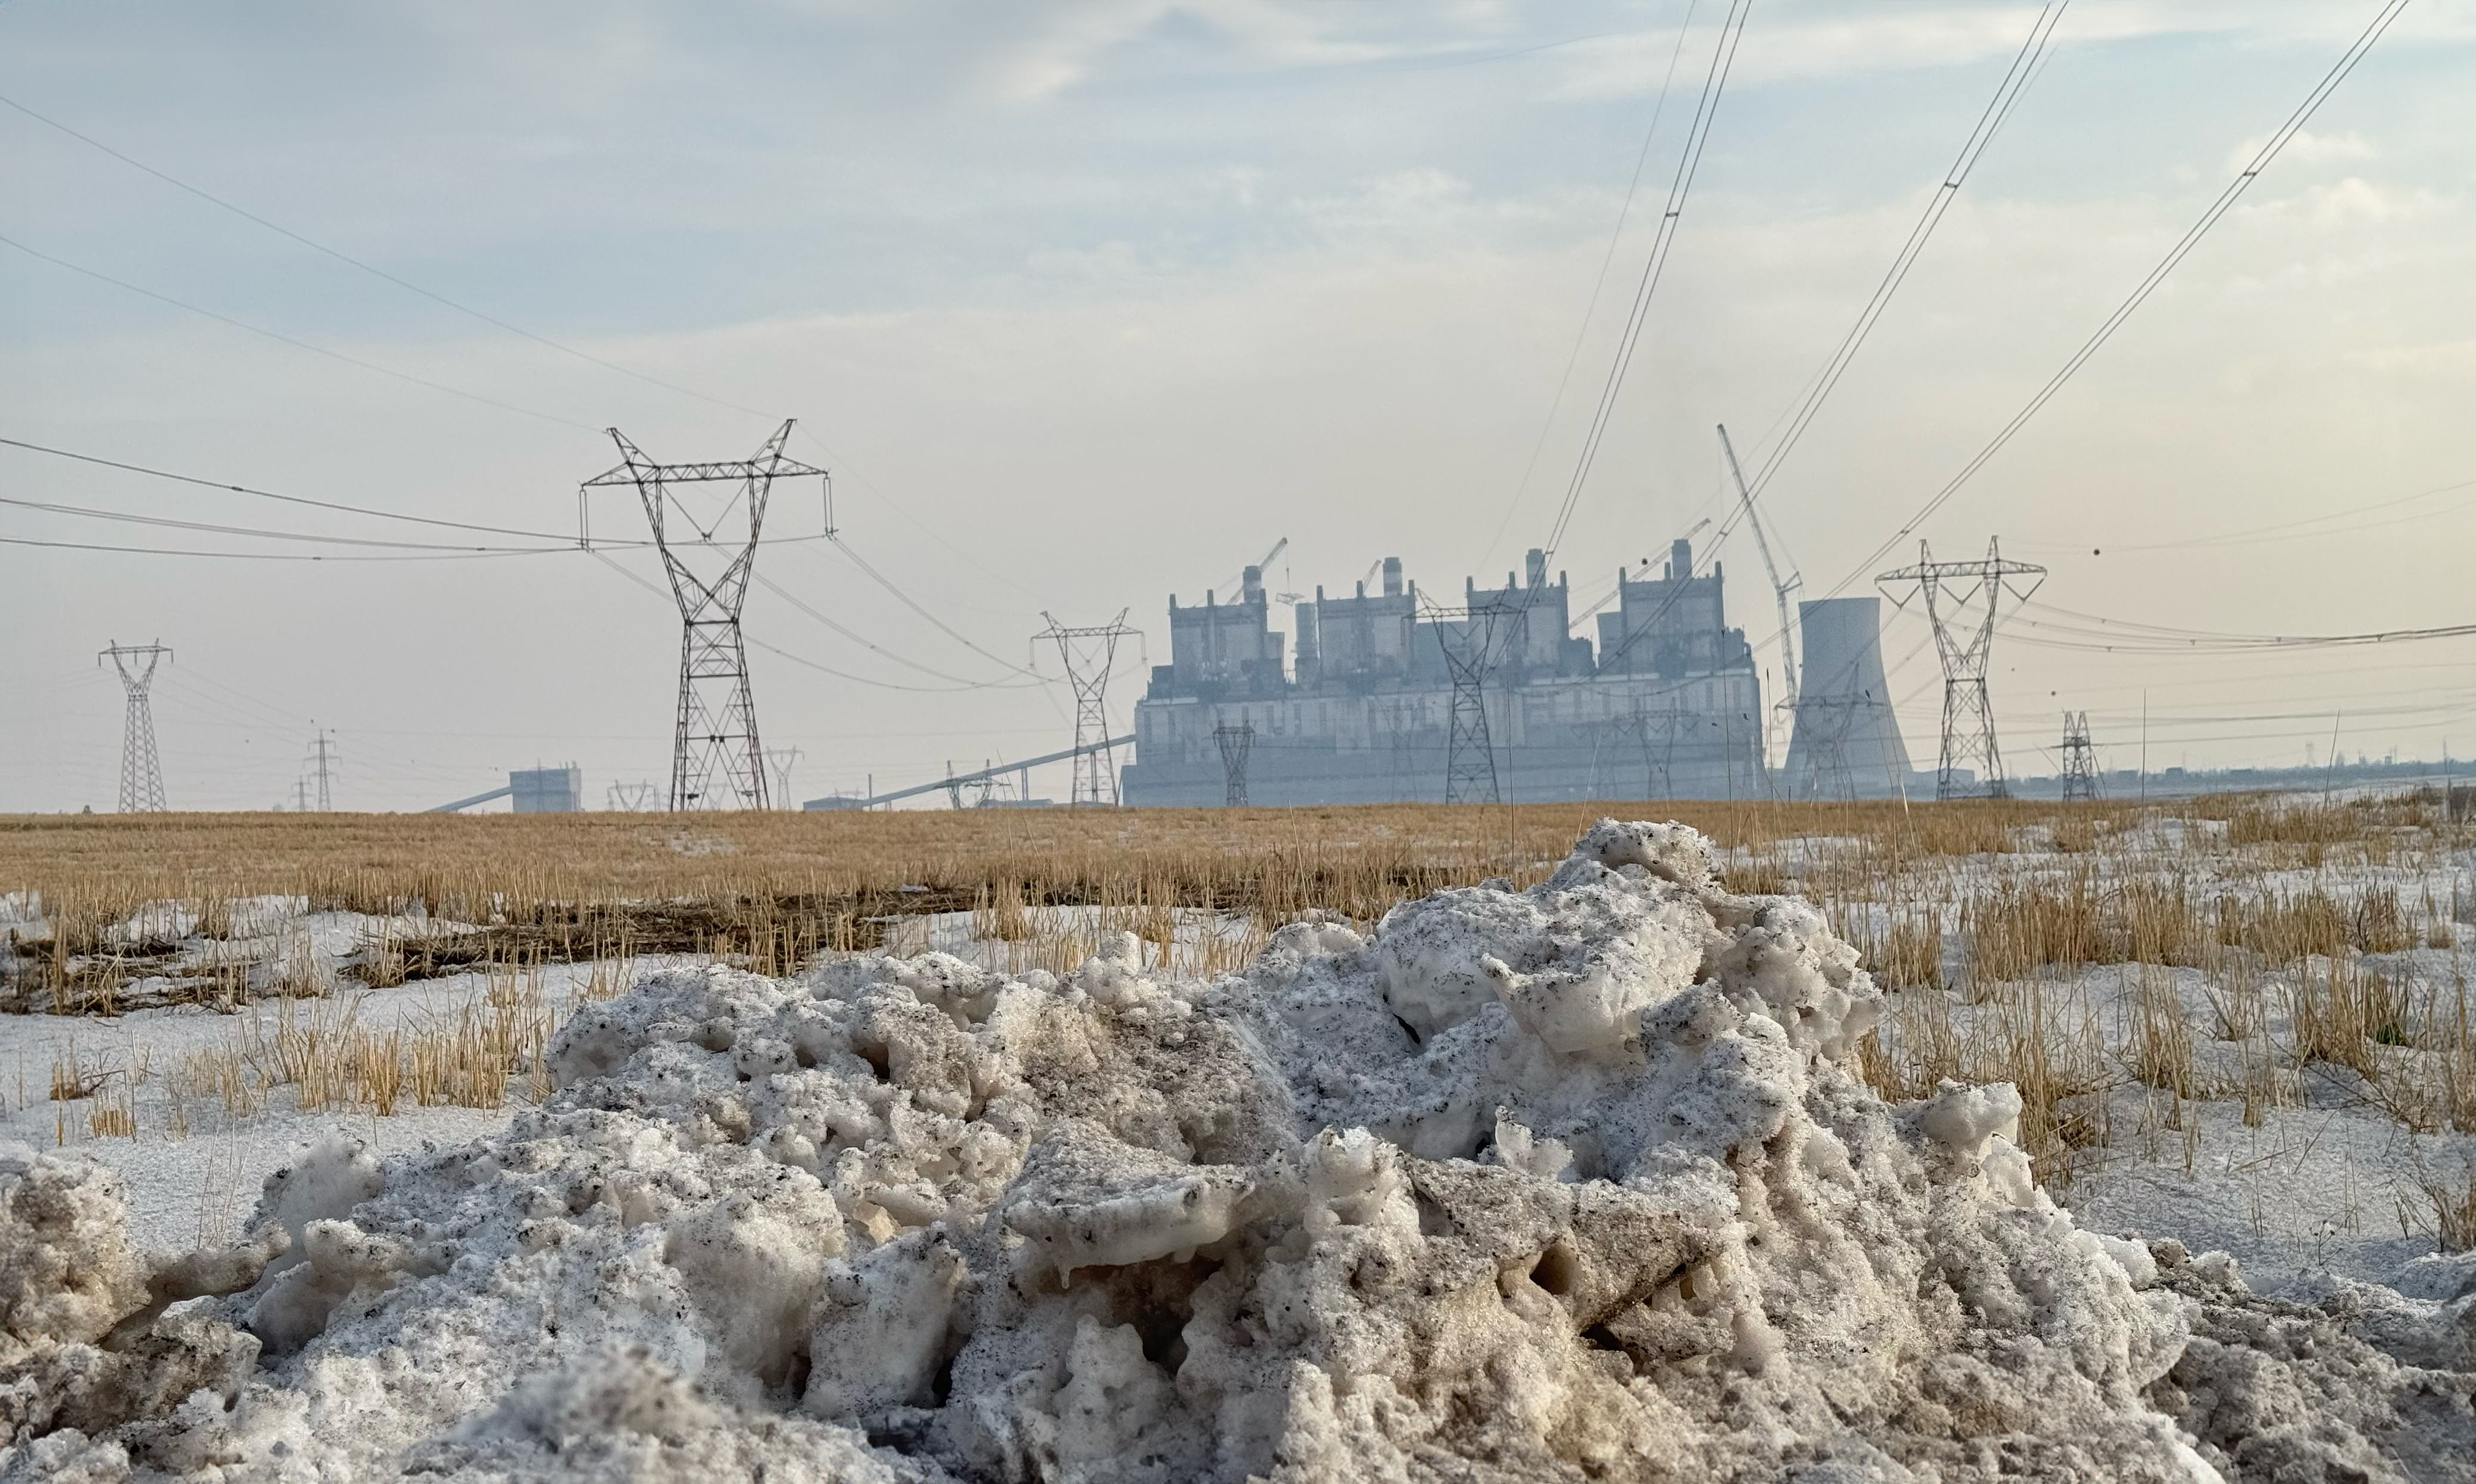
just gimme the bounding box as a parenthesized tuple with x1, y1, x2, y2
(2, 0, 2472, 811)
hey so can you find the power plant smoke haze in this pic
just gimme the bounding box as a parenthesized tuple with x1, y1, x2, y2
(1, 0, 2469, 810)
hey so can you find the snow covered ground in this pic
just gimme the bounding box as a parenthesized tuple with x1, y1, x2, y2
(2, 813, 2472, 1480)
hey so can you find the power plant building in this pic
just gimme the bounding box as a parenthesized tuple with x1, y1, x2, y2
(1122, 543, 1783, 805)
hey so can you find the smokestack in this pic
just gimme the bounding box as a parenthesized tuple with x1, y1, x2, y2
(1382, 557, 1403, 598)
(1242, 565, 1264, 604)
(1526, 548, 1547, 588)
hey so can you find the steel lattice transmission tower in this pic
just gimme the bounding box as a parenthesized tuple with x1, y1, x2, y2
(1877, 539, 2045, 800)
(1792, 695, 1872, 802)
(99, 640, 172, 813)
(2059, 711, 2103, 801)
(767, 747, 803, 809)
(1423, 598, 1505, 805)
(584, 421, 823, 811)
(1038, 612, 1136, 806)
(1215, 721, 1254, 807)
(307, 729, 337, 811)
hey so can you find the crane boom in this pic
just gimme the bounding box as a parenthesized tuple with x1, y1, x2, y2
(1718, 424, 1802, 708)
(1211, 536, 1291, 602)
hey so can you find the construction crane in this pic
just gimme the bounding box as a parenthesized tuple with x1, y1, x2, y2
(1718, 424, 1802, 709)
(1214, 537, 1289, 602)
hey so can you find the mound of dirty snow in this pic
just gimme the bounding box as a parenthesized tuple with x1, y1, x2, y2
(5, 820, 2472, 1482)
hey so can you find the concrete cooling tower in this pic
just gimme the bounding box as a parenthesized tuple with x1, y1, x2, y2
(1783, 596, 1914, 799)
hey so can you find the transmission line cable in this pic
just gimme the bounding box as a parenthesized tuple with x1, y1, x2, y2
(1539, 0, 1754, 570)
(752, 571, 1043, 689)
(1741, 1, 2067, 504)
(2012, 599, 2476, 653)
(0, 434, 830, 552)
(0, 533, 558, 562)
(790, 425, 1056, 611)
(0, 491, 567, 553)
(817, 539, 1050, 680)
(0, 95, 1062, 658)
(0, 234, 597, 432)
(1613, 7, 2067, 675)
(1821, 0, 2415, 598)
(2018, 472, 2476, 555)
(1471, 0, 1703, 571)
(586, 549, 1031, 695)
(0, 435, 582, 540)
(0, 90, 783, 427)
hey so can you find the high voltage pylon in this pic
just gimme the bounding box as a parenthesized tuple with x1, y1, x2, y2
(1877, 539, 2045, 801)
(2060, 711, 2103, 801)
(306, 729, 337, 811)
(99, 640, 172, 813)
(607, 781, 660, 811)
(1423, 598, 1505, 805)
(1038, 612, 1136, 807)
(1215, 721, 1254, 807)
(1607, 702, 1681, 801)
(766, 746, 802, 808)
(1790, 695, 1874, 802)
(584, 420, 823, 811)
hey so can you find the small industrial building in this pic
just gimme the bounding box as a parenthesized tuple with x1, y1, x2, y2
(427, 764, 584, 814)
(1122, 542, 1784, 805)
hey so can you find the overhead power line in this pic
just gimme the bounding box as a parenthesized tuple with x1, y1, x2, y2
(0, 96, 1053, 643)
(0, 233, 597, 432)
(0, 491, 566, 553)
(1539, 0, 1755, 570)
(1472, 0, 1704, 571)
(0, 533, 560, 562)
(2014, 598, 2476, 654)
(0, 433, 833, 555)
(0, 435, 578, 540)
(819, 538, 1050, 681)
(0, 89, 783, 427)
(587, 549, 1034, 695)
(1823, 0, 2415, 598)
(1650, 5, 2063, 685)
(1740, 1, 2067, 505)
(2014, 471, 2476, 556)
(753, 571, 1043, 689)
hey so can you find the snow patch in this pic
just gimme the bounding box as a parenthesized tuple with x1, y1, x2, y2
(3, 820, 2471, 1480)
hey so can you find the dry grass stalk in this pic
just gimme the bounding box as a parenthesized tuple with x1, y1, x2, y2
(2129, 964, 2194, 1102)
(2415, 1162, 2476, 1253)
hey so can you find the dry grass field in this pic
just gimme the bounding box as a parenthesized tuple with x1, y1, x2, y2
(5, 791, 2474, 1246)
(0, 795, 2157, 959)
(0, 798, 2015, 1000)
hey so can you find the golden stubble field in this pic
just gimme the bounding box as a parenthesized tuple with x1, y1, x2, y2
(5, 792, 2473, 1239)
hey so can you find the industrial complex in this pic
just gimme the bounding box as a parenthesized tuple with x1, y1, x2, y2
(1118, 540, 1924, 805)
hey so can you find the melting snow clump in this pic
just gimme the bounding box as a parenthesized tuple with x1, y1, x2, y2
(4, 820, 2472, 1481)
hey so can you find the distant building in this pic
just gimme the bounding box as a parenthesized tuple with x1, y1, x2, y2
(511, 765, 583, 813)
(1121, 542, 1777, 805)
(1166, 566, 1287, 698)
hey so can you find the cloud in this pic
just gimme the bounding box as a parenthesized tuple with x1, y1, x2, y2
(968, 0, 1417, 102)
(2223, 128, 2377, 175)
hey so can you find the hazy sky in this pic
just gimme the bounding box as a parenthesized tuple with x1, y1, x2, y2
(4, 0, 2471, 810)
